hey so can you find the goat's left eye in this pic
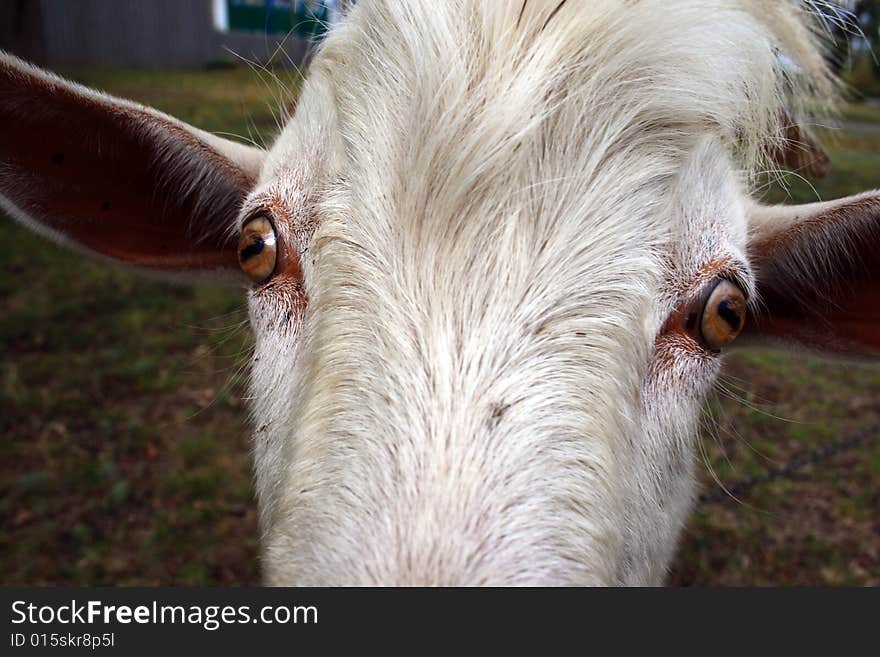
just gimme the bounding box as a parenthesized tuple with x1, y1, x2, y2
(700, 279, 747, 351)
(237, 215, 277, 283)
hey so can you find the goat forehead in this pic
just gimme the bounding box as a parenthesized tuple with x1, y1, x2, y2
(306, 0, 818, 195)
(261, 0, 784, 298)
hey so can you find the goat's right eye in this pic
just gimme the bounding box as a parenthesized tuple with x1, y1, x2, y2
(237, 216, 277, 283)
(699, 278, 747, 351)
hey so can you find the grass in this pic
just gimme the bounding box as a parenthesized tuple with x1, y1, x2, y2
(1, 68, 879, 586)
(839, 100, 880, 125)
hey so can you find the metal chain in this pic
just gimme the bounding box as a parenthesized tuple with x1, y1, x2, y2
(698, 419, 880, 506)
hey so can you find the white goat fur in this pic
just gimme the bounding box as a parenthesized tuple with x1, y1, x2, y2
(235, 0, 837, 584)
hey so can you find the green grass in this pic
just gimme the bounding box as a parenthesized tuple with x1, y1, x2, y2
(840, 101, 880, 125)
(1, 68, 878, 586)
(59, 67, 302, 148)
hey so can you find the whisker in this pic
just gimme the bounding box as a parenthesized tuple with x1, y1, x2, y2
(713, 378, 802, 424)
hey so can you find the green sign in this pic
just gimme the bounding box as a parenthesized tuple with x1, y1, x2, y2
(225, 0, 336, 40)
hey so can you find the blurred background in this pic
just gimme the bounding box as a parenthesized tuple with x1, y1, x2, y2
(0, 0, 878, 586)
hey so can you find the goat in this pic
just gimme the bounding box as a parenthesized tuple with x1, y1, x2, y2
(1, 0, 878, 585)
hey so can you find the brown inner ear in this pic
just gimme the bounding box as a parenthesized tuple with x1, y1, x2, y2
(0, 64, 251, 271)
(746, 279, 880, 356)
(745, 197, 880, 356)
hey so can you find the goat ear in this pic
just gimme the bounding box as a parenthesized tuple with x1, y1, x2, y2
(742, 191, 880, 358)
(0, 53, 264, 277)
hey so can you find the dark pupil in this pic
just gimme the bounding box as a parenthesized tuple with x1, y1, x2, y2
(717, 299, 742, 331)
(240, 236, 265, 262)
